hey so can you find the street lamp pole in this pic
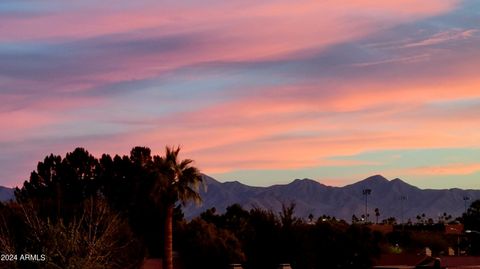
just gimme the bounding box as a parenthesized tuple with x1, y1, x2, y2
(363, 189, 372, 223)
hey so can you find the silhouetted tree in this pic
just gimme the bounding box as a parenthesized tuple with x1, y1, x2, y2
(352, 214, 360, 224)
(279, 202, 300, 227)
(176, 218, 245, 269)
(464, 200, 480, 228)
(383, 217, 397, 225)
(249, 207, 281, 269)
(463, 199, 480, 254)
(15, 148, 101, 221)
(308, 213, 314, 224)
(0, 198, 143, 268)
(193, 203, 382, 269)
(150, 146, 202, 269)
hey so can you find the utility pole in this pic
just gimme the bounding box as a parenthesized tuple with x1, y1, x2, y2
(363, 188, 372, 223)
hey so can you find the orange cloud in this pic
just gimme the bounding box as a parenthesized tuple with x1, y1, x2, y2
(123, 74, 480, 174)
(407, 163, 480, 176)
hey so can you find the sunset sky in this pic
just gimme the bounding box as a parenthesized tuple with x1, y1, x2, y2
(1, 0, 480, 189)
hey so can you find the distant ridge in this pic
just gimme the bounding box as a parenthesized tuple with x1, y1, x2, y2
(3, 175, 479, 222)
(184, 174, 480, 221)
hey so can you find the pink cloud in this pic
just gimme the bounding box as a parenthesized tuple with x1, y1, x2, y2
(0, 94, 107, 142)
(1, 0, 463, 104)
(4, 67, 479, 180)
(124, 114, 476, 175)
(1, 0, 458, 60)
(119, 73, 480, 174)
(0, 110, 61, 140)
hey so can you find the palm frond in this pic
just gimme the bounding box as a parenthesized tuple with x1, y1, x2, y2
(152, 146, 202, 206)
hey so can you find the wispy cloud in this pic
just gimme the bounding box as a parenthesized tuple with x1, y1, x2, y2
(408, 163, 480, 176)
(403, 29, 477, 48)
(351, 53, 432, 67)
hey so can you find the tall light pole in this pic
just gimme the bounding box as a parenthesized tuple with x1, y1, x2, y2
(363, 188, 372, 223)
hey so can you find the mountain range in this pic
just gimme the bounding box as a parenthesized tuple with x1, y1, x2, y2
(0, 186, 14, 202)
(2, 175, 479, 222)
(183, 175, 480, 222)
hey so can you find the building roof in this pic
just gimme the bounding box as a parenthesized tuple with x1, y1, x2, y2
(370, 224, 394, 234)
(445, 224, 464, 235)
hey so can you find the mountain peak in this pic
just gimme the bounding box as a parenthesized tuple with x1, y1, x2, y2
(291, 178, 324, 186)
(202, 174, 221, 185)
(343, 174, 389, 190)
(391, 178, 404, 183)
(390, 178, 417, 189)
(292, 178, 316, 182)
(223, 180, 247, 186)
(362, 174, 388, 184)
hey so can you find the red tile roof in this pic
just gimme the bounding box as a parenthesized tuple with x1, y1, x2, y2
(445, 224, 464, 235)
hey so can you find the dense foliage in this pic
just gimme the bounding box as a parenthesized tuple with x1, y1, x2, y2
(0, 199, 143, 269)
(14, 147, 166, 258)
(181, 203, 382, 269)
(463, 199, 480, 254)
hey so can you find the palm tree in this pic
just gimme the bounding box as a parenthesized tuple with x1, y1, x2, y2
(152, 146, 202, 269)
(308, 213, 314, 224)
(374, 208, 380, 224)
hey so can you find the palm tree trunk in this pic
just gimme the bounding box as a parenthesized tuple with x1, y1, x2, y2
(164, 204, 174, 269)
